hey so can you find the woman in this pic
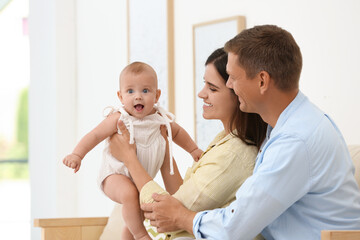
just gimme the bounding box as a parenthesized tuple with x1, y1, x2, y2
(109, 48, 267, 240)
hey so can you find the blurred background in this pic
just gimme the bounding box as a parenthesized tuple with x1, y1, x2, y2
(0, 0, 29, 239)
(1, 0, 359, 239)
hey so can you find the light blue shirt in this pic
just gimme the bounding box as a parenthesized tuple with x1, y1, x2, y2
(193, 91, 360, 240)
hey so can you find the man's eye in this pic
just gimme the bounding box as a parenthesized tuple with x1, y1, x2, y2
(127, 89, 133, 93)
(209, 88, 217, 92)
(143, 89, 149, 93)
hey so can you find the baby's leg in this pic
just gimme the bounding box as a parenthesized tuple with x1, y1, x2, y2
(103, 174, 151, 240)
(121, 226, 134, 240)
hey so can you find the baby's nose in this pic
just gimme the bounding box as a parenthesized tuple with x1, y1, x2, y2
(135, 93, 142, 99)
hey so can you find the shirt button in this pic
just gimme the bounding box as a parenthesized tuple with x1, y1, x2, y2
(231, 209, 234, 213)
(259, 149, 262, 153)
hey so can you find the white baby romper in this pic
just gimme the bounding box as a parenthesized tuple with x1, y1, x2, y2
(98, 105, 175, 190)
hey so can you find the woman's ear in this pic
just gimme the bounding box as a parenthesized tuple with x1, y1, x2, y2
(155, 89, 161, 103)
(258, 71, 271, 95)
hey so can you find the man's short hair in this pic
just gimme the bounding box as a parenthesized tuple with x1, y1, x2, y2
(225, 25, 302, 91)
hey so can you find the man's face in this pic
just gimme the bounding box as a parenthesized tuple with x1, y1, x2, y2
(226, 52, 260, 114)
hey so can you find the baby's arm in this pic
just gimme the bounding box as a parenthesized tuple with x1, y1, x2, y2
(63, 112, 121, 172)
(170, 122, 203, 162)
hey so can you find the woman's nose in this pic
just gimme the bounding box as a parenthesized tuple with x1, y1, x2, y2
(198, 87, 206, 99)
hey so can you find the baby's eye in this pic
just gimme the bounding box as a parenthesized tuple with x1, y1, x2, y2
(127, 89, 134, 94)
(143, 89, 149, 93)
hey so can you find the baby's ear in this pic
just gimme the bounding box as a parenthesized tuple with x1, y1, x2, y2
(117, 91, 123, 102)
(155, 89, 161, 103)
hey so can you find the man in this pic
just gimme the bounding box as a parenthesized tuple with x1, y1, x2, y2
(141, 25, 360, 239)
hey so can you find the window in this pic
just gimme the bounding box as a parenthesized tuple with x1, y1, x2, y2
(0, 0, 30, 239)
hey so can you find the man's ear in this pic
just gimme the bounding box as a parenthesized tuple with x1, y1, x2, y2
(155, 89, 161, 103)
(258, 71, 271, 95)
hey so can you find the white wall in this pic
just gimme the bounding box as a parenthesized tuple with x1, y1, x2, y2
(75, 0, 128, 217)
(29, 0, 78, 239)
(29, 0, 127, 239)
(29, 0, 360, 239)
(173, 0, 360, 148)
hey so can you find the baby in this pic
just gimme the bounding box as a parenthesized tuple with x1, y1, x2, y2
(63, 61, 202, 240)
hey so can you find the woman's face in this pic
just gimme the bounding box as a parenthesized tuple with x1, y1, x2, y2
(198, 63, 238, 130)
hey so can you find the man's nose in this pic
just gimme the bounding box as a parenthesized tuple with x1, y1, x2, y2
(226, 78, 233, 88)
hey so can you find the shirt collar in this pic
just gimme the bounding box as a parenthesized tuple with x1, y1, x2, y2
(268, 90, 306, 138)
(201, 130, 236, 156)
(210, 130, 235, 145)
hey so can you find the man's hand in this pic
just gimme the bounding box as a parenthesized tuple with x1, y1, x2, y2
(109, 120, 137, 165)
(141, 193, 196, 234)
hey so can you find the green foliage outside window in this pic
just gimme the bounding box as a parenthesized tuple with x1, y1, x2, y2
(0, 87, 29, 180)
(0, 162, 29, 179)
(15, 87, 28, 158)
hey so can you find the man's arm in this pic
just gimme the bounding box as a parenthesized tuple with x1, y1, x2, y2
(192, 137, 310, 239)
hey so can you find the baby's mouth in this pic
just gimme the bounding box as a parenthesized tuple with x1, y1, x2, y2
(134, 104, 144, 111)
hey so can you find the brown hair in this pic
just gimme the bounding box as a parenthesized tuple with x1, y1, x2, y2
(225, 25, 302, 91)
(206, 48, 267, 149)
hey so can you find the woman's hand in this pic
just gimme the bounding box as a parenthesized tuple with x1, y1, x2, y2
(109, 120, 137, 166)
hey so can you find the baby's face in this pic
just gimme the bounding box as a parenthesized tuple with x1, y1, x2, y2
(118, 71, 160, 119)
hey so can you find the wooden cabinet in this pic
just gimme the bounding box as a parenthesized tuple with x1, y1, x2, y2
(34, 217, 108, 240)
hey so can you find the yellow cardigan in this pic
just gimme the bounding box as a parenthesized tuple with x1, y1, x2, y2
(140, 130, 259, 239)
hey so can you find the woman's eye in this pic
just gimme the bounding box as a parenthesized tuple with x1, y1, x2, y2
(143, 89, 149, 93)
(209, 87, 217, 92)
(127, 89, 133, 93)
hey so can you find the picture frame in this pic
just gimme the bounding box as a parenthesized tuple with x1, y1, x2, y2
(193, 16, 246, 150)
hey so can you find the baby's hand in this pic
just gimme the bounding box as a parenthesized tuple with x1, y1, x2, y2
(63, 153, 82, 173)
(190, 148, 203, 162)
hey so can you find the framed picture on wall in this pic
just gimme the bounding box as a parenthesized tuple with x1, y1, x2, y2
(193, 16, 246, 150)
